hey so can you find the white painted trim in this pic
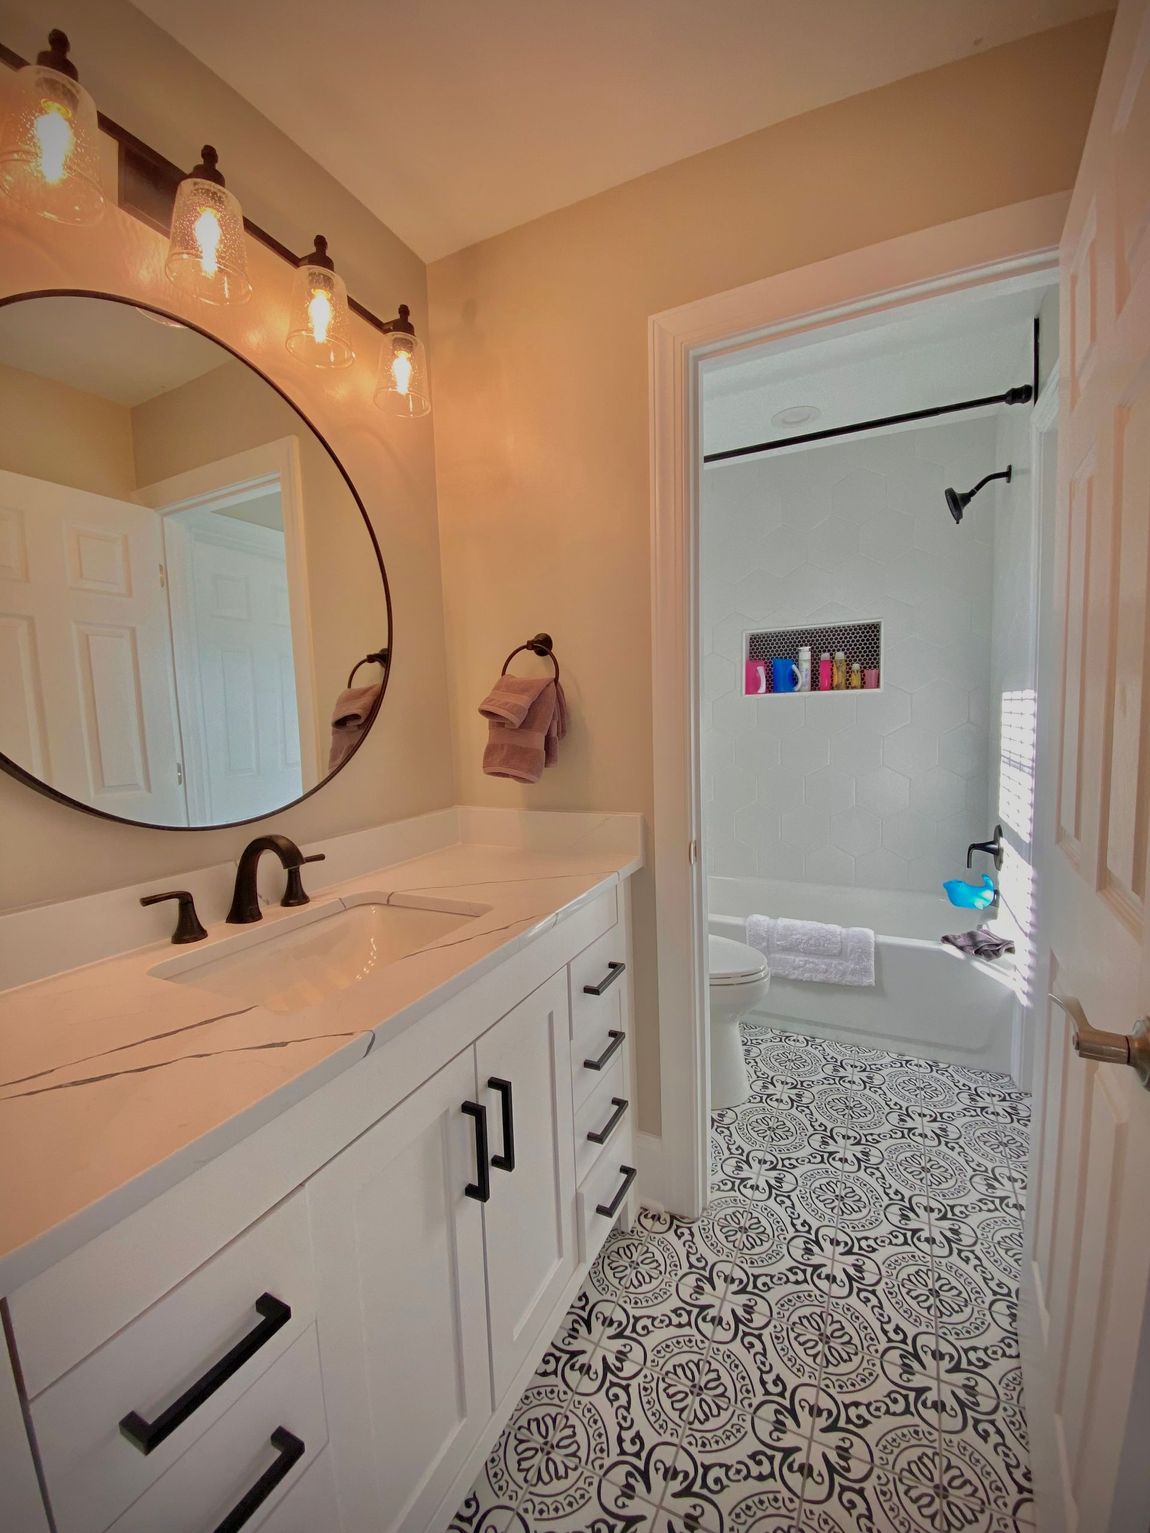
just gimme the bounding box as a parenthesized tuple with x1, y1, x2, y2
(649, 194, 1069, 1219)
(634, 1131, 667, 1211)
(136, 437, 320, 788)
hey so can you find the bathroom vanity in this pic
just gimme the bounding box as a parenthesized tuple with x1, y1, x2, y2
(0, 812, 642, 1533)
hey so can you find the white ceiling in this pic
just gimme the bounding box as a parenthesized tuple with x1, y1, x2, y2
(130, 0, 1107, 261)
(0, 298, 227, 407)
(701, 279, 1053, 459)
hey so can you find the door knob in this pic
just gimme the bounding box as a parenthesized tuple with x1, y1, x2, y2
(1049, 994, 1150, 1089)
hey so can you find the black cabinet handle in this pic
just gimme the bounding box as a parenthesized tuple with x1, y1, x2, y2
(488, 1077, 515, 1172)
(462, 1101, 490, 1202)
(213, 1427, 304, 1533)
(119, 1294, 291, 1455)
(584, 1029, 625, 1071)
(587, 1096, 629, 1146)
(596, 1164, 637, 1219)
(583, 961, 626, 996)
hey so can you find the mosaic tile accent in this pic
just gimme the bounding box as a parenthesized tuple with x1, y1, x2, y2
(451, 1025, 1033, 1532)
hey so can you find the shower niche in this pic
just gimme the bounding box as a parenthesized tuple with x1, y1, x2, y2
(744, 619, 883, 695)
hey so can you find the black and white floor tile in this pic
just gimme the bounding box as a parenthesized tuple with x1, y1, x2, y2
(450, 1024, 1033, 1532)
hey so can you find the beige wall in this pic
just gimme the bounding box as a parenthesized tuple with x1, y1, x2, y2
(428, 16, 1112, 1134)
(0, 363, 135, 498)
(0, 0, 454, 911)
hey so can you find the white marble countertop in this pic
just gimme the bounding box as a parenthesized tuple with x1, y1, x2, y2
(0, 833, 642, 1294)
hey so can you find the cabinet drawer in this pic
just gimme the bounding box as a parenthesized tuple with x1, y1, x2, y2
(573, 1054, 629, 1187)
(29, 1189, 314, 1533)
(569, 927, 630, 1110)
(577, 1136, 636, 1269)
(105, 1327, 327, 1533)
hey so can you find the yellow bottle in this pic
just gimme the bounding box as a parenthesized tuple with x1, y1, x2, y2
(850, 662, 862, 689)
(832, 651, 846, 690)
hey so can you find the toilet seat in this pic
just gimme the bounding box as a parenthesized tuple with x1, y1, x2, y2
(708, 934, 769, 987)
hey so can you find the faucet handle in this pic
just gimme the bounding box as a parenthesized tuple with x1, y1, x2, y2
(140, 890, 208, 944)
(282, 853, 325, 908)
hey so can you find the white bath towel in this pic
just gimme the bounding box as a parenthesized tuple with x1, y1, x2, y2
(746, 914, 875, 987)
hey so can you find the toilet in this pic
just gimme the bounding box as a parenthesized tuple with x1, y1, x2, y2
(707, 934, 771, 1110)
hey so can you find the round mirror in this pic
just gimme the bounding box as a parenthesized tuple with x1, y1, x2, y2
(0, 292, 391, 829)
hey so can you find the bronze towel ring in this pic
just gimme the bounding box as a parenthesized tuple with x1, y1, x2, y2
(346, 649, 390, 688)
(501, 632, 560, 683)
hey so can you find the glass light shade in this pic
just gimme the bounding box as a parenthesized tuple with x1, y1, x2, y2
(0, 62, 104, 224)
(165, 176, 251, 305)
(374, 331, 430, 418)
(286, 262, 354, 368)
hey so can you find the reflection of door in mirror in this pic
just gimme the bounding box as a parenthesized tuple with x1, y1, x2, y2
(0, 467, 188, 824)
(137, 440, 319, 824)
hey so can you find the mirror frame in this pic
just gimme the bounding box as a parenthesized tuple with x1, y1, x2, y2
(0, 288, 394, 832)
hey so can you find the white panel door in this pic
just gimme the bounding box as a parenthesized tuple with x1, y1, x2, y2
(306, 1049, 491, 1533)
(0, 467, 185, 824)
(476, 970, 577, 1403)
(164, 508, 303, 823)
(1026, 4, 1150, 1530)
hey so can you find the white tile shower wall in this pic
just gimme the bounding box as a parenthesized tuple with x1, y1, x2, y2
(701, 415, 1001, 893)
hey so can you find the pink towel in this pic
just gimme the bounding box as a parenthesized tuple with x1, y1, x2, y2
(328, 683, 380, 770)
(479, 674, 551, 726)
(482, 678, 568, 782)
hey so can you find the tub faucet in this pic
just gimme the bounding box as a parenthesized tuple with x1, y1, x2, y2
(967, 825, 1005, 872)
(227, 834, 325, 924)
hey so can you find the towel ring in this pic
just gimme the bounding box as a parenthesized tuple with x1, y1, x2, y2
(346, 649, 390, 689)
(501, 632, 559, 683)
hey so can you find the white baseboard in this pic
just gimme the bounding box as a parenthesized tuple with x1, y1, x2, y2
(634, 1131, 668, 1212)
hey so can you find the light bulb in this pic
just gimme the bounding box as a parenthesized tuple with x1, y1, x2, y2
(33, 99, 73, 184)
(285, 236, 354, 368)
(0, 32, 104, 224)
(374, 313, 430, 418)
(165, 147, 251, 305)
(193, 206, 221, 278)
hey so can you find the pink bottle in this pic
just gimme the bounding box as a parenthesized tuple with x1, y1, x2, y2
(818, 653, 833, 692)
(745, 660, 766, 694)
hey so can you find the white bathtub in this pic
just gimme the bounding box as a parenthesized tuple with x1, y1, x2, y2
(707, 875, 1020, 1078)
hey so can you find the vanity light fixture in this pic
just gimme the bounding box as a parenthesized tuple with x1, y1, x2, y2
(0, 30, 104, 224)
(374, 306, 430, 418)
(286, 235, 354, 368)
(164, 145, 251, 306)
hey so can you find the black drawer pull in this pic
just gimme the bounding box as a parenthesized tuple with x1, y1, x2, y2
(587, 1096, 629, 1146)
(462, 1100, 490, 1202)
(118, 1294, 291, 1455)
(583, 961, 626, 996)
(584, 1029, 625, 1071)
(596, 1164, 637, 1219)
(488, 1077, 516, 1172)
(213, 1427, 305, 1533)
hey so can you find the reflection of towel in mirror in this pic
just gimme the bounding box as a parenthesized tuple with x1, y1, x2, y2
(746, 914, 875, 986)
(328, 683, 381, 770)
(481, 678, 568, 783)
(941, 927, 1016, 960)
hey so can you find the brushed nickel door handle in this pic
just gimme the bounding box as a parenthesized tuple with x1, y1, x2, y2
(1049, 994, 1150, 1089)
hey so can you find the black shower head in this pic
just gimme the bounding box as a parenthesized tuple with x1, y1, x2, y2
(945, 465, 1012, 526)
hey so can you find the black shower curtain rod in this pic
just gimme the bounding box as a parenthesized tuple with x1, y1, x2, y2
(704, 315, 1042, 465)
(702, 382, 1034, 464)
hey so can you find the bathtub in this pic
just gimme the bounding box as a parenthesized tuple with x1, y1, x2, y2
(707, 875, 1020, 1079)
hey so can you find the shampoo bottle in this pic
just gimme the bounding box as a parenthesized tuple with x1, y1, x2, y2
(850, 661, 862, 689)
(818, 652, 832, 692)
(797, 645, 812, 693)
(832, 651, 847, 690)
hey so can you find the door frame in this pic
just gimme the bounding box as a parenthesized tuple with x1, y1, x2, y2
(649, 194, 1069, 1219)
(135, 436, 320, 789)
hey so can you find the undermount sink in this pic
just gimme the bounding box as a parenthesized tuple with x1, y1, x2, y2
(153, 895, 487, 1014)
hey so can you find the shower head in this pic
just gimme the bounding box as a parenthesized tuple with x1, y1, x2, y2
(945, 465, 1012, 525)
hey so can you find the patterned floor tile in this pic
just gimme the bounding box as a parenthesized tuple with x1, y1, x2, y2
(452, 1026, 1033, 1533)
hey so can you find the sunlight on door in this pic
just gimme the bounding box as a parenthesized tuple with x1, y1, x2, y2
(998, 687, 1038, 1003)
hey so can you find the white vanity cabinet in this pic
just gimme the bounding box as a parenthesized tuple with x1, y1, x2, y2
(2, 881, 635, 1533)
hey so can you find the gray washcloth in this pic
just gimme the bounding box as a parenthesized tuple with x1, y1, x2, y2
(941, 927, 1016, 960)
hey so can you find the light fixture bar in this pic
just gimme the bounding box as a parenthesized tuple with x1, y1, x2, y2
(0, 38, 412, 340)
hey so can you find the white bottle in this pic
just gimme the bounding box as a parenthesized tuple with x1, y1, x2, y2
(797, 645, 812, 693)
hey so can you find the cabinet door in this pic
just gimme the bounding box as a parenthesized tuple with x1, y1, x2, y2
(307, 1049, 490, 1533)
(476, 971, 576, 1402)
